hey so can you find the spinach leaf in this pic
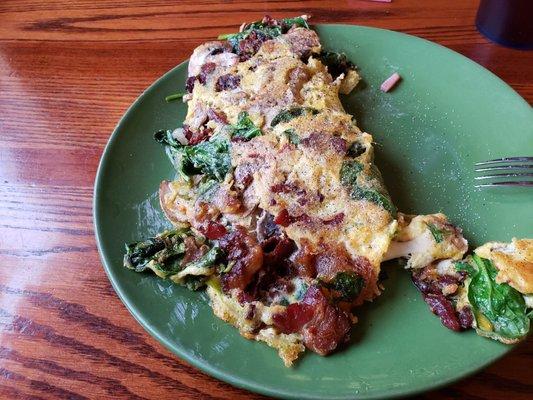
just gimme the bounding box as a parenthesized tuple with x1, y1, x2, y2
(154, 129, 180, 147)
(154, 129, 194, 180)
(339, 160, 396, 215)
(183, 245, 223, 271)
(347, 141, 366, 157)
(154, 129, 231, 182)
(280, 16, 309, 30)
(467, 255, 530, 340)
(454, 261, 476, 276)
(123, 229, 189, 277)
(322, 271, 365, 302)
(231, 111, 262, 141)
(426, 223, 444, 243)
(271, 107, 319, 127)
(124, 229, 225, 291)
(317, 50, 356, 79)
(185, 134, 231, 181)
(340, 160, 363, 186)
(350, 186, 396, 215)
(282, 128, 300, 145)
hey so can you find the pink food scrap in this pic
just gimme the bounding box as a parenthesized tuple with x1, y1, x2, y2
(380, 72, 401, 92)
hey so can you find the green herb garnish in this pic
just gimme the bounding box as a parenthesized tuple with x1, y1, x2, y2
(426, 223, 444, 243)
(165, 92, 186, 102)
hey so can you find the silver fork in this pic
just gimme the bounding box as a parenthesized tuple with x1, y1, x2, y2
(474, 157, 533, 188)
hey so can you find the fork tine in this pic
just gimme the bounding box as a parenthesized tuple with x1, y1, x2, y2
(475, 181, 533, 188)
(475, 172, 533, 180)
(475, 157, 533, 166)
(475, 164, 533, 172)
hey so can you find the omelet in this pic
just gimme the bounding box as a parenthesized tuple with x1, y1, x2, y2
(128, 15, 397, 366)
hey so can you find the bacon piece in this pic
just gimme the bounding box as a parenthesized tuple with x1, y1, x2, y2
(238, 30, 270, 61)
(412, 268, 471, 331)
(219, 226, 264, 291)
(283, 27, 320, 58)
(256, 211, 281, 242)
(261, 15, 278, 26)
(271, 182, 299, 193)
(185, 73, 208, 93)
(412, 267, 464, 296)
(300, 133, 347, 154)
(186, 127, 212, 145)
(315, 251, 372, 285)
(322, 213, 344, 226)
(301, 286, 352, 355)
(380, 72, 401, 92)
(458, 307, 473, 329)
(262, 236, 295, 266)
(207, 108, 228, 124)
(272, 285, 352, 355)
(274, 208, 345, 229)
(215, 74, 241, 92)
(292, 241, 317, 278)
(295, 244, 376, 302)
(185, 76, 197, 93)
(181, 236, 208, 265)
(200, 221, 227, 240)
(423, 293, 461, 331)
(201, 62, 217, 74)
(272, 303, 314, 334)
(274, 209, 292, 227)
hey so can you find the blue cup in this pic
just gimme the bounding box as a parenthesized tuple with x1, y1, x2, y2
(476, 0, 533, 50)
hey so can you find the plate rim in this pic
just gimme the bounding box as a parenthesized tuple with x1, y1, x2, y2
(93, 23, 528, 400)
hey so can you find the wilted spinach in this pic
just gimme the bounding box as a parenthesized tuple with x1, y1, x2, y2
(339, 160, 396, 215)
(340, 160, 363, 186)
(321, 271, 365, 302)
(231, 111, 262, 141)
(219, 16, 309, 52)
(282, 128, 300, 145)
(124, 229, 224, 291)
(317, 50, 356, 79)
(454, 261, 476, 276)
(123, 229, 189, 277)
(465, 255, 530, 340)
(350, 187, 396, 215)
(270, 107, 319, 127)
(154, 130, 231, 182)
(184, 245, 223, 271)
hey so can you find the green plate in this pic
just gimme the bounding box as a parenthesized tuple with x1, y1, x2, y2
(94, 25, 533, 399)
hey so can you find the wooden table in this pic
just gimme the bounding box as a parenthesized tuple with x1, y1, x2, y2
(1, 1, 531, 399)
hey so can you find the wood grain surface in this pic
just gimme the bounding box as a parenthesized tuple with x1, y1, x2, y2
(0, 1, 531, 399)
